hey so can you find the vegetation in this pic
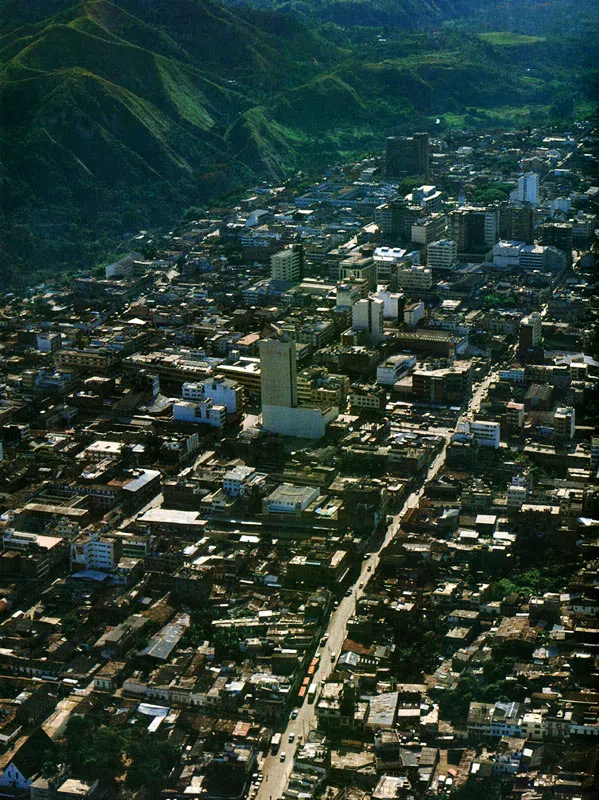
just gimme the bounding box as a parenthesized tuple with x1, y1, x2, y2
(1, 0, 597, 285)
(63, 713, 177, 795)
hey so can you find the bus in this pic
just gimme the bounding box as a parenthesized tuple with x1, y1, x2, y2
(270, 732, 282, 754)
(307, 684, 317, 704)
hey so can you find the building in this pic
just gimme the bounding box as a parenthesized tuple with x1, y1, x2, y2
(469, 419, 500, 449)
(376, 354, 416, 386)
(265, 483, 319, 514)
(271, 244, 304, 283)
(467, 702, 522, 739)
(182, 376, 245, 415)
(513, 172, 539, 205)
(412, 362, 473, 404)
(173, 399, 227, 427)
(385, 133, 429, 179)
(427, 239, 458, 270)
(411, 212, 448, 246)
(297, 367, 349, 408)
(352, 297, 384, 345)
(407, 184, 442, 214)
(349, 383, 387, 413)
(553, 406, 575, 442)
(70, 532, 121, 573)
(519, 312, 542, 350)
(339, 256, 376, 291)
(375, 200, 420, 242)
(540, 221, 573, 264)
(499, 203, 534, 244)
(260, 338, 338, 439)
(259, 338, 297, 408)
(450, 207, 499, 255)
(404, 302, 425, 327)
(504, 401, 525, 434)
(396, 265, 432, 292)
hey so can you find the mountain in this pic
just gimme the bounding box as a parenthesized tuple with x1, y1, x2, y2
(1, 0, 597, 286)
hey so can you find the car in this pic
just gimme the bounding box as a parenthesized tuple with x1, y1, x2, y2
(280, 752, 286, 762)
(359, 582, 364, 589)
(288, 733, 295, 743)
(290, 709, 298, 719)
(367, 565, 372, 572)
(344, 589, 352, 597)
(330, 651, 336, 662)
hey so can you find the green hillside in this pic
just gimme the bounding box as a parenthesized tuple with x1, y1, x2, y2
(0, 0, 597, 286)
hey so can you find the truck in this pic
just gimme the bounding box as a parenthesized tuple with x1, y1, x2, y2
(270, 732, 282, 754)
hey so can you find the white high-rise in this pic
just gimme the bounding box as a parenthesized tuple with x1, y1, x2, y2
(514, 172, 539, 205)
(352, 297, 384, 344)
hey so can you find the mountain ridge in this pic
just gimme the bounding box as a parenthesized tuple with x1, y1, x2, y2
(1, 0, 597, 286)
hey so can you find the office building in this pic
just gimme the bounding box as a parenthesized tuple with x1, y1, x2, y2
(385, 133, 430, 179)
(376, 354, 416, 386)
(352, 297, 384, 345)
(260, 338, 338, 439)
(427, 239, 458, 270)
(375, 199, 421, 242)
(411, 212, 448, 246)
(339, 256, 376, 291)
(404, 301, 425, 327)
(182, 376, 245, 415)
(519, 313, 542, 350)
(412, 362, 473, 404)
(540, 222, 573, 265)
(396, 265, 432, 292)
(271, 244, 304, 283)
(260, 337, 298, 408)
(513, 172, 540, 205)
(499, 204, 534, 244)
(450, 207, 499, 255)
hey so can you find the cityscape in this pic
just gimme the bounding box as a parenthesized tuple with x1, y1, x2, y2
(0, 115, 597, 800)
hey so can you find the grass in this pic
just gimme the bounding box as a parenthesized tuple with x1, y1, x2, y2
(477, 31, 546, 46)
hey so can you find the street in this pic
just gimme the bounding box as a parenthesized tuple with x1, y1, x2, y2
(255, 369, 495, 799)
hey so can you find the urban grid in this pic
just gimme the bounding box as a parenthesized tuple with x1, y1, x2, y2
(0, 121, 598, 800)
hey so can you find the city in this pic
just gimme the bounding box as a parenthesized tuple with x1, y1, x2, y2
(0, 119, 598, 800)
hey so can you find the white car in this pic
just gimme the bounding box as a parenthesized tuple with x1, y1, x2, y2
(280, 752, 286, 762)
(288, 733, 295, 743)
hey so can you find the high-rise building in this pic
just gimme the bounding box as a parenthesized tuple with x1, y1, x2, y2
(271, 244, 304, 283)
(375, 199, 420, 242)
(540, 222, 573, 266)
(427, 239, 458, 270)
(519, 312, 542, 350)
(352, 297, 384, 344)
(385, 133, 429, 179)
(450, 207, 499, 256)
(260, 338, 338, 439)
(260, 338, 297, 408)
(513, 172, 539, 204)
(499, 203, 534, 244)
